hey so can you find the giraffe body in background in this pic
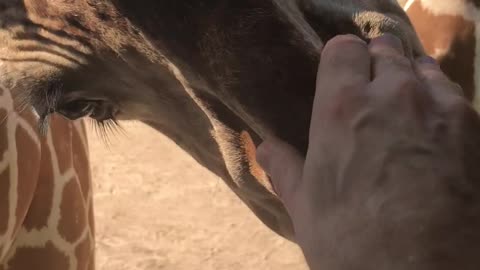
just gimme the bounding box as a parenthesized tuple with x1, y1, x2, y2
(0, 84, 94, 270)
(403, 0, 480, 106)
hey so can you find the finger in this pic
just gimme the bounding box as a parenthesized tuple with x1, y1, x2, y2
(256, 137, 305, 207)
(311, 34, 370, 140)
(415, 56, 465, 105)
(368, 34, 430, 108)
(369, 34, 414, 78)
(317, 34, 371, 88)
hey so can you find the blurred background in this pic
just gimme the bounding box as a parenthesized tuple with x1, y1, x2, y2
(89, 122, 307, 270)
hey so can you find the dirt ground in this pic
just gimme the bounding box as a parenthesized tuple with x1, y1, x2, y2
(87, 122, 307, 270)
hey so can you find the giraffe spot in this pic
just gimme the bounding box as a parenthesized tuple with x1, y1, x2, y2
(14, 126, 41, 232)
(0, 167, 10, 235)
(72, 123, 91, 203)
(75, 235, 93, 270)
(49, 114, 73, 175)
(23, 143, 54, 231)
(58, 179, 87, 243)
(6, 241, 69, 270)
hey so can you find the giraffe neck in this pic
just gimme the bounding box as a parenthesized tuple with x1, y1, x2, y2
(0, 84, 41, 262)
(0, 80, 94, 270)
(404, 0, 480, 109)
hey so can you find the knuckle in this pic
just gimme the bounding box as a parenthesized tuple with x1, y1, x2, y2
(446, 82, 466, 98)
(420, 67, 443, 80)
(445, 96, 471, 115)
(420, 70, 464, 95)
(326, 87, 364, 121)
(372, 50, 411, 70)
(394, 72, 417, 87)
(391, 54, 412, 69)
(390, 73, 420, 99)
(452, 83, 465, 97)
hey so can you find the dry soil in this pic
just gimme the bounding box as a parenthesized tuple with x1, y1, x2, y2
(88, 122, 307, 270)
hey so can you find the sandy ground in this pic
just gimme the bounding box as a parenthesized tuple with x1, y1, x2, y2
(87, 122, 307, 270)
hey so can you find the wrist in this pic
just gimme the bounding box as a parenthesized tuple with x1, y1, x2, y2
(299, 194, 479, 270)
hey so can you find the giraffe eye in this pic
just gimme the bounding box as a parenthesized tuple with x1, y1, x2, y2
(56, 99, 95, 120)
(56, 99, 116, 122)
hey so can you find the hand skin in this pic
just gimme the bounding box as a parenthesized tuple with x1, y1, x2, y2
(257, 34, 480, 270)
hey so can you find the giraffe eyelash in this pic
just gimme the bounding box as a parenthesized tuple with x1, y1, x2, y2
(88, 117, 125, 147)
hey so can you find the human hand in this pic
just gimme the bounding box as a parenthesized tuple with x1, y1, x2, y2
(257, 34, 480, 269)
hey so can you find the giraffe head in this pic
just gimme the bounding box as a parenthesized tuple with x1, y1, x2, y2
(0, 0, 424, 129)
(0, 0, 425, 240)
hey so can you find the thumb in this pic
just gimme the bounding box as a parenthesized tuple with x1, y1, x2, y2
(256, 137, 305, 206)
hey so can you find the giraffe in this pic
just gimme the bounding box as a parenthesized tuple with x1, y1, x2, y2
(0, 80, 94, 269)
(403, 0, 479, 106)
(1, 0, 479, 269)
(0, 0, 425, 242)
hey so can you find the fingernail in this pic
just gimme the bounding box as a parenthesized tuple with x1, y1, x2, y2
(326, 34, 367, 47)
(369, 33, 404, 54)
(417, 56, 438, 65)
(342, 34, 364, 41)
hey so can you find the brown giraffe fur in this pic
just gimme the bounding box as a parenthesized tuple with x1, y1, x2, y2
(403, 0, 480, 104)
(0, 82, 94, 269)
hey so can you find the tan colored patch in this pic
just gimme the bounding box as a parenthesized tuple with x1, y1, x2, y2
(72, 125, 90, 203)
(6, 241, 69, 270)
(239, 131, 274, 194)
(75, 234, 93, 270)
(58, 179, 87, 243)
(0, 167, 10, 235)
(23, 142, 54, 231)
(88, 199, 95, 237)
(408, 1, 476, 99)
(49, 115, 73, 174)
(14, 126, 41, 231)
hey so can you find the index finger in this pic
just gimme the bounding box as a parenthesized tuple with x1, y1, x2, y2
(317, 34, 371, 89)
(310, 34, 370, 139)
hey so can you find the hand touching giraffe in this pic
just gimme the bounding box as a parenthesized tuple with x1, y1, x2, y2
(258, 34, 480, 270)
